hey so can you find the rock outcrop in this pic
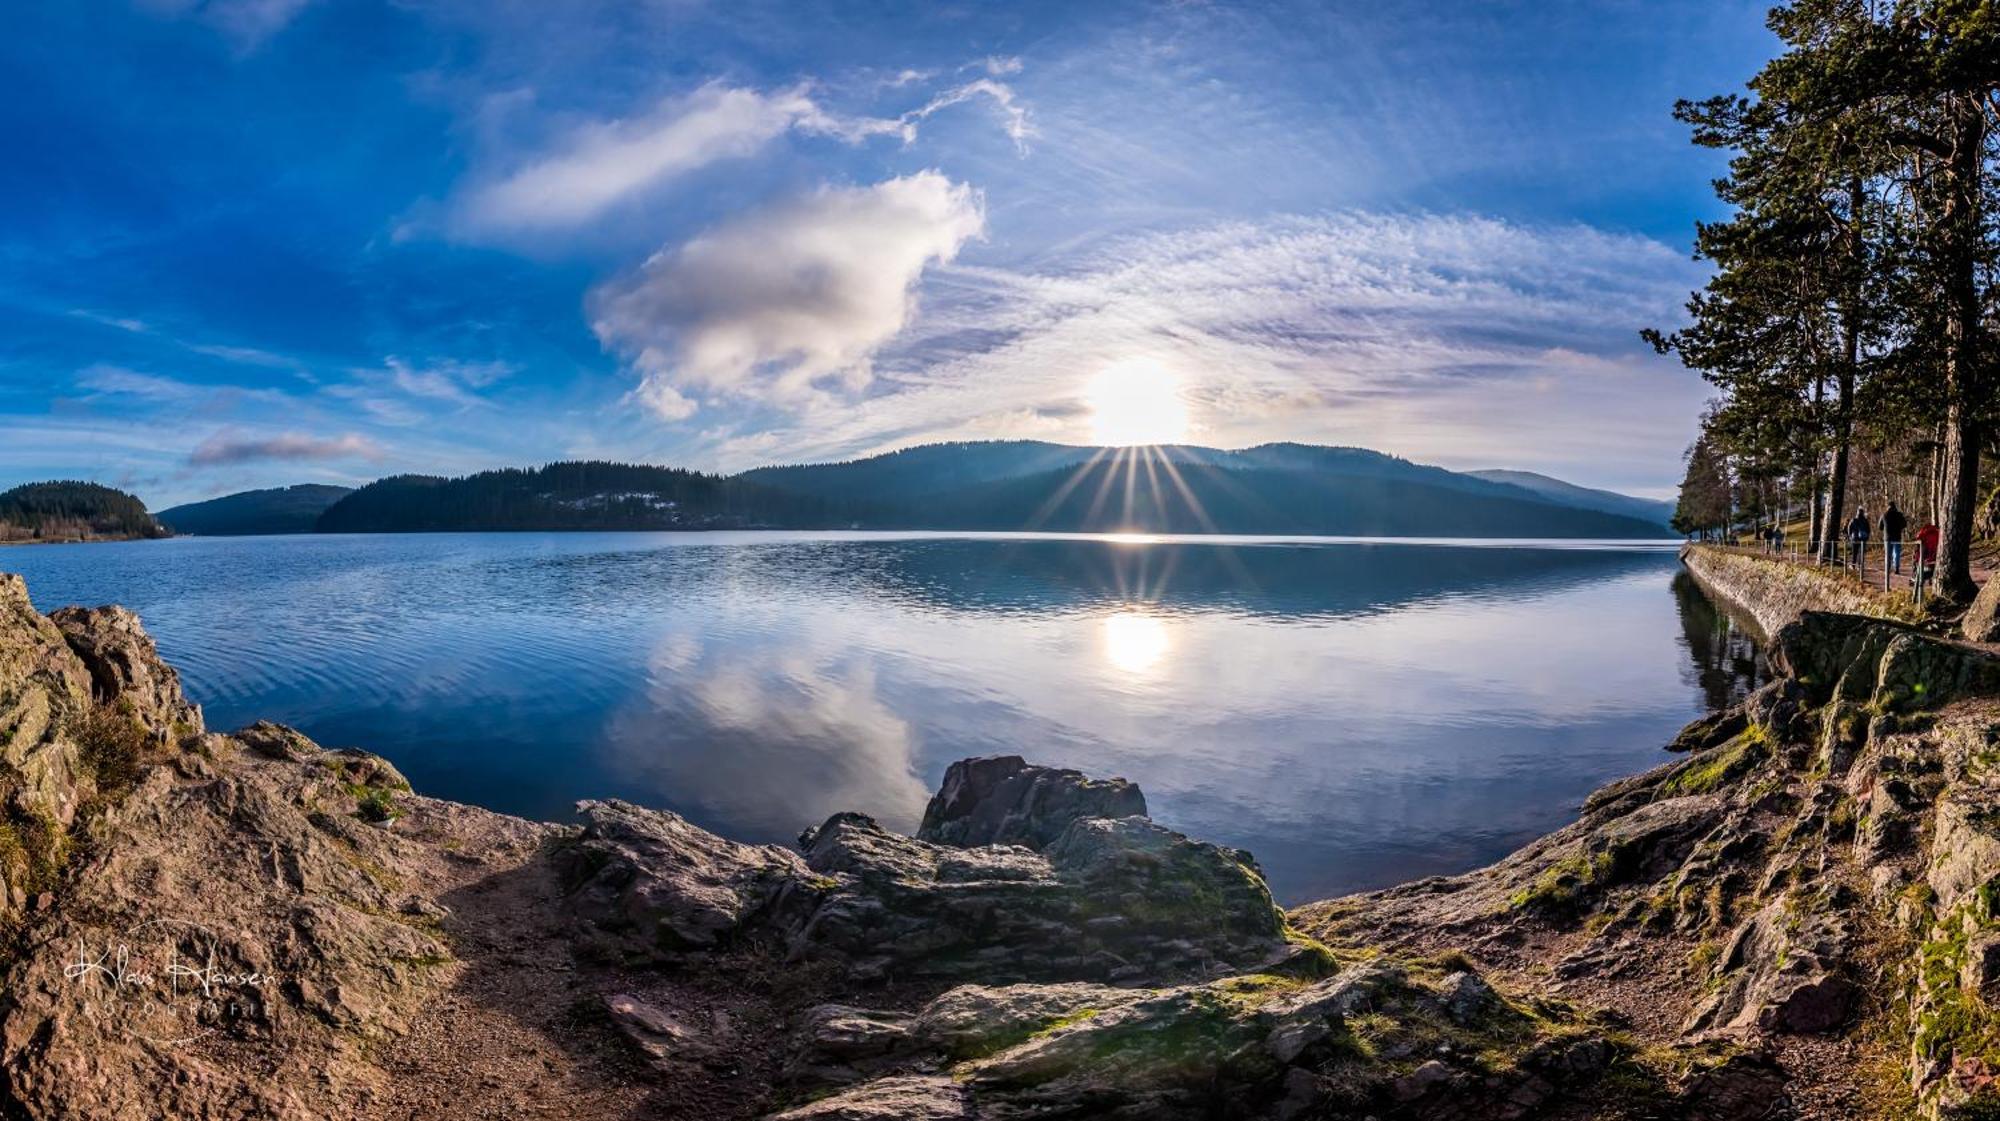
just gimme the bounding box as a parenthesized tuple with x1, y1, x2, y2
(793, 808, 1288, 983)
(1964, 573, 2000, 642)
(561, 797, 816, 962)
(49, 604, 204, 740)
(916, 754, 1147, 849)
(0, 574, 93, 868)
(561, 785, 1286, 984)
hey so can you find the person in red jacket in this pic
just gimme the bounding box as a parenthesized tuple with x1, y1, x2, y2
(1917, 521, 1941, 586)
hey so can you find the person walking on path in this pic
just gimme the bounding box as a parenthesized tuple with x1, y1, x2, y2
(1918, 520, 1941, 587)
(1882, 502, 1907, 574)
(1848, 507, 1870, 569)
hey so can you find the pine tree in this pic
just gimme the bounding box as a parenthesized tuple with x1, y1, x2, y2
(1674, 432, 1734, 539)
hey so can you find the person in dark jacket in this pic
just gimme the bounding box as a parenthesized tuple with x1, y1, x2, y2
(1847, 507, 1869, 568)
(1882, 502, 1906, 574)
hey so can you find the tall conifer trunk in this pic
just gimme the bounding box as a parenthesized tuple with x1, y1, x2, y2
(1937, 97, 1986, 602)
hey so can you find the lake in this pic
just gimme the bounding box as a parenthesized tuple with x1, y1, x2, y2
(3, 531, 1761, 903)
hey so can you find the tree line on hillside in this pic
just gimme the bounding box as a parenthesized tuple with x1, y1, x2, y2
(313, 461, 873, 533)
(1647, 0, 2000, 598)
(306, 453, 1667, 539)
(0, 482, 166, 542)
(877, 458, 1666, 538)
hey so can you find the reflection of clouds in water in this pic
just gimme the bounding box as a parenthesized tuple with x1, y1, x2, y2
(600, 629, 931, 840)
(685, 564, 1711, 899)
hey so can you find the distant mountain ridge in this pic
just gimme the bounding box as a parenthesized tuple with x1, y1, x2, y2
(1466, 469, 1673, 528)
(160, 484, 353, 536)
(292, 442, 1672, 539)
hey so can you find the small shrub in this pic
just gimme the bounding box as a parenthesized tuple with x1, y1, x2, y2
(71, 704, 152, 798)
(354, 786, 402, 823)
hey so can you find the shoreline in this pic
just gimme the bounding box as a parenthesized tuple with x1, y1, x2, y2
(1679, 542, 1921, 638)
(15, 526, 1683, 546)
(2, 554, 1990, 1118)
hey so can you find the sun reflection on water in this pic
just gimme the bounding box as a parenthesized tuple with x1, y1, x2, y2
(1100, 609, 1171, 674)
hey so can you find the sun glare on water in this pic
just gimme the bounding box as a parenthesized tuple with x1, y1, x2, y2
(1085, 358, 1190, 446)
(1100, 609, 1172, 674)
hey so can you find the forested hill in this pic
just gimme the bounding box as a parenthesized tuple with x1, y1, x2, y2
(741, 441, 1672, 533)
(314, 461, 864, 533)
(307, 447, 1671, 538)
(738, 441, 1099, 503)
(160, 484, 352, 536)
(888, 458, 1671, 537)
(0, 481, 167, 542)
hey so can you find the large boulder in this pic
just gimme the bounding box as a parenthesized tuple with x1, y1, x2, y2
(560, 798, 817, 962)
(0, 576, 94, 746)
(48, 604, 203, 741)
(233, 719, 323, 761)
(1772, 611, 2000, 712)
(793, 812, 1106, 983)
(917, 755, 1146, 850)
(1966, 577, 2000, 643)
(0, 576, 95, 917)
(561, 766, 1287, 985)
(1044, 815, 1285, 945)
(794, 808, 1288, 984)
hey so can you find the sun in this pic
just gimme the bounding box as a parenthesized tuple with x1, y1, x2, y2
(1084, 358, 1190, 446)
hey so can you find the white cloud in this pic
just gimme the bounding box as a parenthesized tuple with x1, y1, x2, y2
(459, 84, 839, 233)
(452, 74, 1028, 236)
(905, 78, 1032, 150)
(187, 430, 382, 466)
(590, 171, 985, 418)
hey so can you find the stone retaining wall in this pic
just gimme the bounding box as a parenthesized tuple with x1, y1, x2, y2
(1679, 543, 1917, 639)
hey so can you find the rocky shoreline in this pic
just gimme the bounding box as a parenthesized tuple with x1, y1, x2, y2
(8, 558, 2000, 1118)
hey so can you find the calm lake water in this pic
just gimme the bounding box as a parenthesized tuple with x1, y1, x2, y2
(4, 532, 1761, 903)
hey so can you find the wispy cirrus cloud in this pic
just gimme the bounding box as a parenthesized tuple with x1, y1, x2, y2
(137, 0, 313, 50)
(68, 309, 307, 374)
(450, 75, 1027, 237)
(73, 363, 290, 406)
(75, 364, 209, 402)
(589, 171, 984, 420)
(187, 430, 382, 467)
(678, 211, 1709, 489)
(383, 357, 512, 405)
(321, 357, 513, 424)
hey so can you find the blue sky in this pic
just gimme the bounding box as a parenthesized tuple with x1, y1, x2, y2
(0, 0, 1776, 507)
